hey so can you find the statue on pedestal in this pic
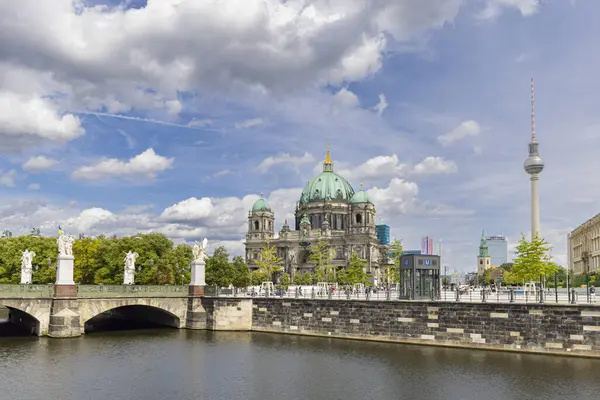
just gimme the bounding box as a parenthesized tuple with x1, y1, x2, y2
(57, 233, 74, 257)
(192, 238, 208, 263)
(123, 251, 139, 285)
(20, 250, 36, 284)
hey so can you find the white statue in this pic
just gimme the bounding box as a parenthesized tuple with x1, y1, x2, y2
(57, 233, 74, 257)
(20, 250, 36, 284)
(123, 251, 139, 285)
(192, 238, 208, 262)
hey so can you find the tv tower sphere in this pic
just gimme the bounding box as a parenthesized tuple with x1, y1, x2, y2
(524, 143, 544, 175)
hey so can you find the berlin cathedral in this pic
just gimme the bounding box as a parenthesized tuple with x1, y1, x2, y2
(244, 150, 390, 283)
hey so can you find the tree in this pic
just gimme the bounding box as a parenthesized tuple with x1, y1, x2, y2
(301, 271, 313, 285)
(255, 238, 282, 282)
(343, 254, 370, 286)
(280, 272, 291, 289)
(309, 238, 335, 282)
(205, 246, 234, 287)
(512, 234, 559, 285)
(231, 256, 251, 288)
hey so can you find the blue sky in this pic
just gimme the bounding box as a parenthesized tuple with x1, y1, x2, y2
(0, 0, 598, 271)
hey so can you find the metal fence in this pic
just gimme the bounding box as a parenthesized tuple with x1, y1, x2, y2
(208, 286, 599, 305)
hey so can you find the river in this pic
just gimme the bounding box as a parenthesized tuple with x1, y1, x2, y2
(0, 328, 599, 400)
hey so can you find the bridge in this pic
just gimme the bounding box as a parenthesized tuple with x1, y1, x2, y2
(0, 283, 218, 337)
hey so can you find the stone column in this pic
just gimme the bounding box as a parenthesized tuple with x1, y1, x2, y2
(187, 259, 207, 329)
(55, 255, 77, 297)
(189, 259, 206, 296)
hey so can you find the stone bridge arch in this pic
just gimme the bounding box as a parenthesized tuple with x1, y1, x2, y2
(1, 299, 53, 335)
(79, 297, 188, 331)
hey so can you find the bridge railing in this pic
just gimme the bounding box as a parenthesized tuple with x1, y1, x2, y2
(0, 284, 55, 298)
(77, 285, 187, 298)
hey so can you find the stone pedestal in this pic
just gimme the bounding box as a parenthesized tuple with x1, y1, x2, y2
(55, 255, 76, 298)
(185, 297, 207, 330)
(56, 255, 75, 285)
(48, 299, 81, 338)
(190, 259, 206, 286)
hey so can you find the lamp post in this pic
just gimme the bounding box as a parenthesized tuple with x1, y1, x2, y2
(582, 251, 590, 303)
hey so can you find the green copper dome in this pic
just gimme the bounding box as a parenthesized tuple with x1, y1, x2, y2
(251, 194, 271, 212)
(350, 189, 371, 204)
(299, 150, 355, 205)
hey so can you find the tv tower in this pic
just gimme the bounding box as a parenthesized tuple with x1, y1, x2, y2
(523, 78, 544, 240)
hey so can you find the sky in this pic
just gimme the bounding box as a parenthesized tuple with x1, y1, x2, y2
(0, 0, 598, 272)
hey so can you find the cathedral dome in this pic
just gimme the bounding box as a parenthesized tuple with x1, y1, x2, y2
(349, 187, 371, 204)
(251, 194, 271, 212)
(298, 150, 355, 205)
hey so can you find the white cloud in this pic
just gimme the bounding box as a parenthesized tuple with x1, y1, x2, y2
(478, 0, 541, 20)
(373, 93, 388, 116)
(257, 152, 316, 173)
(412, 156, 458, 176)
(27, 183, 40, 190)
(367, 178, 420, 215)
(22, 156, 59, 172)
(0, 170, 16, 187)
(235, 118, 265, 129)
(0, 91, 84, 152)
(72, 148, 174, 181)
(331, 87, 360, 114)
(339, 154, 407, 183)
(0, 0, 490, 119)
(437, 120, 481, 146)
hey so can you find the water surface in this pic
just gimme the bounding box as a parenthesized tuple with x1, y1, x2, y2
(0, 330, 598, 400)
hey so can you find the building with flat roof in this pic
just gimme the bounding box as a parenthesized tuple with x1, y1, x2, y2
(568, 213, 600, 275)
(486, 235, 508, 266)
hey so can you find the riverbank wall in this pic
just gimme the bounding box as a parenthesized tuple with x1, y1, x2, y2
(242, 298, 600, 357)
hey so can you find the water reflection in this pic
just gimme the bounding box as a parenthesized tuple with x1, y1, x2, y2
(0, 330, 598, 400)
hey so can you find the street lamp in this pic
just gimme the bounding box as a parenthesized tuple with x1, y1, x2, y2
(582, 251, 590, 302)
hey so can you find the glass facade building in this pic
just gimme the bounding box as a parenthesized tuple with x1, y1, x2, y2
(486, 235, 508, 266)
(376, 224, 390, 245)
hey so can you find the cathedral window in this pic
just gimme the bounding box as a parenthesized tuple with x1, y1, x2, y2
(269, 221, 272, 231)
(355, 213, 362, 224)
(254, 220, 260, 230)
(336, 189, 342, 199)
(480, 260, 483, 265)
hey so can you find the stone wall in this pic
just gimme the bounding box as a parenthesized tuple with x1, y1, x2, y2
(203, 298, 253, 331)
(251, 299, 600, 357)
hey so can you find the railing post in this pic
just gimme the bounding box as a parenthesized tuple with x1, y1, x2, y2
(311, 287, 315, 299)
(509, 289, 514, 303)
(387, 289, 391, 301)
(571, 289, 576, 304)
(455, 289, 460, 302)
(482, 289, 487, 303)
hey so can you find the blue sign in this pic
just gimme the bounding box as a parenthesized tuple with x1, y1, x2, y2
(403, 259, 409, 266)
(425, 259, 431, 266)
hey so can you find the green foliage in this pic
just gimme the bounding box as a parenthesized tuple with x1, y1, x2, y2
(280, 272, 291, 289)
(251, 270, 266, 286)
(512, 234, 559, 284)
(384, 239, 403, 285)
(255, 238, 282, 281)
(0, 232, 200, 285)
(206, 246, 235, 287)
(338, 254, 370, 286)
(310, 239, 336, 283)
(231, 256, 251, 288)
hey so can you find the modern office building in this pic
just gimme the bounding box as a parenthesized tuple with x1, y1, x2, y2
(376, 224, 390, 245)
(486, 235, 508, 266)
(421, 237, 434, 255)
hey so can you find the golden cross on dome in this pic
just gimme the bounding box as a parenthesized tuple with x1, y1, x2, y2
(360, 182, 364, 188)
(260, 192, 263, 198)
(325, 142, 332, 164)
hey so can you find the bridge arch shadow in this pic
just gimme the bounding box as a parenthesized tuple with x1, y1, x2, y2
(84, 305, 181, 333)
(0, 305, 41, 336)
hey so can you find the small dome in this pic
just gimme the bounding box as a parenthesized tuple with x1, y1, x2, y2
(251, 194, 271, 212)
(350, 189, 371, 204)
